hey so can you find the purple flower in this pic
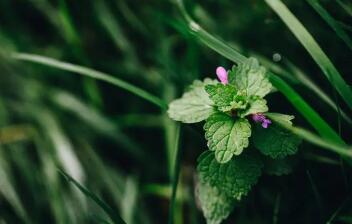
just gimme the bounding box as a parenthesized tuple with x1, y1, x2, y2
(252, 113, 265, 123)
(216, 66, 228, 85)
(252, 113, 271, 129)
(261, 118, 272, 128)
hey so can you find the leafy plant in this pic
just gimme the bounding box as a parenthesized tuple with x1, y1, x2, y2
(168, 57, 302, 223)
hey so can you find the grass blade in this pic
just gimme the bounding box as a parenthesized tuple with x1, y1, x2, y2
(11, 53, 166, 109)
(34, 110, 85, 182)
(273, 193, 281, 224)
(265, 0, 352, 111)
(268, 74, 343, 144)
(120, 177, 138, 224)
(0, 148, 29, 223)
(175, 0, 246, 64)
(59, 170, 127, 224)
(94, 1, 137, 60)
(267, 114, 352, 158)
(285, 61, 352, 125)
(168, 124, 182, 224)
(255, 54, 352, 125)
(50, 90, 147, 160)
(326, 197, 349, 223)
(336, 0, 352, 17)
(306, 0, 352, 50)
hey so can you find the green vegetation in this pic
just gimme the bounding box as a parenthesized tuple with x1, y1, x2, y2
(0, 0, 351, 223)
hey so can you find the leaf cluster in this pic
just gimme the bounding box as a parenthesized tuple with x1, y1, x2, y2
(168, 58, 302, 223)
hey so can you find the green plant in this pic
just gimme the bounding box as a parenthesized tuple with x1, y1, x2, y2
(168, 57, 302, 223)
(0, 0, 351, 223)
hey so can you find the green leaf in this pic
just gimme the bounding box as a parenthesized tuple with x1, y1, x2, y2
(197, 151, 263, 200)
(252, 113, 301, 159)
(168, 79, 217, 123)
(228, 58, 272, 98)
(204, 113, 251, 163)
(238, 97, 268, 117)
(196, 182, 235, 224)
(205, 83, 238, 112)
(266, 112, 294, 125)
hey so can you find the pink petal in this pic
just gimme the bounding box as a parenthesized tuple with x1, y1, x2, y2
(252, 113, 265, 122)
(262, 122, 269, 128)
(262, 119, 271, 128)
(216, 66, 228, 84)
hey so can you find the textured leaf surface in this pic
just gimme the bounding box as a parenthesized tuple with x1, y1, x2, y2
(229, 58, 272, 97)
(197, 151, 263, 200)
(205, 83, 237, 112)
(238, 97, 268, 117)
(266, 112, 294, 126)
(204, 113, 251, 163)
(197, 182, 234, 224)
(167, 79, 217, 123)
(253, 113, 301, 159)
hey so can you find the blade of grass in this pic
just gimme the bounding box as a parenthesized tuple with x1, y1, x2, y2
(27, 0, 60, 29)
(11, 53, 166, 109)
(59, 170, 127, 224)
(36, 110, 85, 182)
(336, 0, 352, 16)
(120, 177, 138, 224)
(265, 0, 352, 111)
(273, 192, 281, 224)
(114, 0, 149, 35)
(256, 54, 352, 125)
(168, 124, 182, 224)
(94, 0, 138, 62)
(33, 135, 70, 224)
(303, 153, 340, 165)
(50, 90, 148, 161)
(25, 0, 103, 108)
(0, 147, 29, 223)
(162, 84, 178, 179)
(306, 0, 352, 50)
(58, 0, 103, 107)
(285, 61, 352, 125)
(267, 113, 352, 158)
(175, 0, 246, 64)
(337, 21, 352, 33)
(173, 0, 346, 145)
(253, 54, 299, 84)
(326, 197, 349, 224)
(268, 74, 343, 144)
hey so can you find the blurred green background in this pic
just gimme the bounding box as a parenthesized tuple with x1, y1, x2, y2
(0, 0, 351, 223)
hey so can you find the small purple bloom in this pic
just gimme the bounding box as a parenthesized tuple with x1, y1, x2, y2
(252, 113, 271, 129)
(216, 66, 228, 85)
(252, 113, 265, 123)
(261, 118, 272, 128)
